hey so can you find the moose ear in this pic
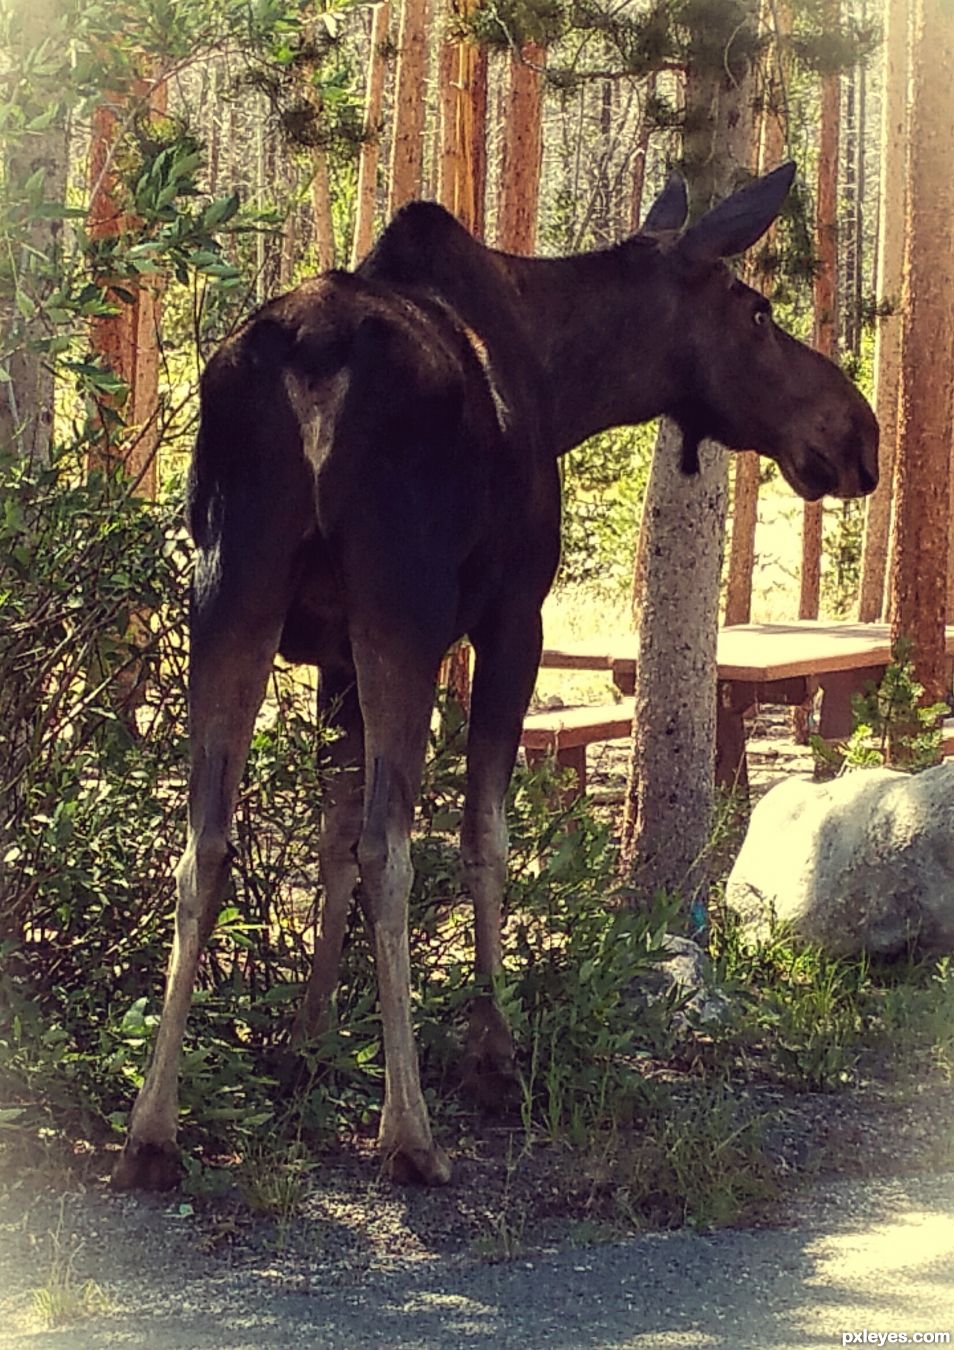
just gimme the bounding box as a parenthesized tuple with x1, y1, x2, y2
(678, 161, 797, 262)
(640, 172, 689, 235)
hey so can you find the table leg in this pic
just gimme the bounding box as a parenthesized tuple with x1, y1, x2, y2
(716, 681, 756, 798)
(525, 744, 587, 807)
(818, 666, 885, 740)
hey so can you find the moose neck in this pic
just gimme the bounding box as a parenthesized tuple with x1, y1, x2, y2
(500, 241, 681, 456)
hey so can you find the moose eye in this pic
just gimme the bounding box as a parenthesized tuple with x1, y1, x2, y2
(753, 307, 771, 327)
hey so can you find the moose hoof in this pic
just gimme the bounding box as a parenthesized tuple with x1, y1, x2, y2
(111, 1138, 184, 1192)
(462, 1049, 520, 1112)
(381, 1134, 453, 1187)
(463, 1003, 519, 1111)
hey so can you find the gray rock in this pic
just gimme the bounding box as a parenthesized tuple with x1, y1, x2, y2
(636, 934, 732, 1025)
(725, 763, 954, 957)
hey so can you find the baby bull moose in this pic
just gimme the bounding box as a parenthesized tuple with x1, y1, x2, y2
(115, 163, 877, 1190)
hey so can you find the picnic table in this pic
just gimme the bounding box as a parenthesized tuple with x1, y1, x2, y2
(533, 621, 954, 794)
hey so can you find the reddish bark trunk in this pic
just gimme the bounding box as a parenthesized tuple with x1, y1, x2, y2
(497, 43, 545, 254)
(800, 32, 840, 620)
(888, 0, 954, 707)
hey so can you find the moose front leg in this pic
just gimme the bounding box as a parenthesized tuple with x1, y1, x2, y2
(461, 604, 544, 1106)
(293, 669, 365, 1047)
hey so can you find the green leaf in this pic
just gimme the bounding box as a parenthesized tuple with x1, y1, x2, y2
(203, 193, 240, 229)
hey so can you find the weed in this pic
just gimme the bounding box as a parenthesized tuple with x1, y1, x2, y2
(580, 1085, 780, 1230)
(29, 1201, 114, 1329)
(237, 1139, 310, 1220)
(709, 913, 870, 1090)
(862, 955, 954, 1082)
(471, 1144, 528, 1261)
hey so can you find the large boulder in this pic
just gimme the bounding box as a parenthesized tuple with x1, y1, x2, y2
(725, 763, 954, 958)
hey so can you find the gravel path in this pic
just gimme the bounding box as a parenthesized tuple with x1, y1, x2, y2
(2, 1171, 953, 1348)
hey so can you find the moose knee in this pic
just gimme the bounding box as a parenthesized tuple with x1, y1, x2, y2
(174, 834, 232, 923)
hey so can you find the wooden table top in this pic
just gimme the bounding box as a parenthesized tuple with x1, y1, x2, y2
(541, 621, 954, 685)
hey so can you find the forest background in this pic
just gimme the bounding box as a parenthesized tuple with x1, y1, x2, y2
(2, 0, 953, 1221)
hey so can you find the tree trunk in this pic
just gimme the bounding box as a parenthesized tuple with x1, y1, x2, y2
(87, 73, 167, 497)
(628, 72, 657, 232)
(437, 0, 487, 234)
(0, 0, 68, 467)
(842, 64, 859, 357)
(800, 19, 840, 620)
(389, 0, 429, 214)
(852, 5, 866, 354)
(497, 43, 545, 253)
(351, 1, 392, 265)
(593, 80, 614, 245)
(310, 145, 336, 272)
(858, 0, 909, 621)
(888, 0, 954, 708)
(300, 10, 337, 272)
(622, 4, 758, 917)
(724, 0, 790, 627)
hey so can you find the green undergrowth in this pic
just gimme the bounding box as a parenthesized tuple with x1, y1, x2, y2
(2, 459, 953, 1238)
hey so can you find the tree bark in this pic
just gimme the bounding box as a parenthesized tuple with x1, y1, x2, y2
(628, 72, 656, 232)
(351, 2, 392, 265)
(622, 5, 758, 916)
(496, 43, 545, 254)
(888, 0, 954, 708)
(724, 0, 790, 627)
(858, 0, 909, 622)
(87, 73, 167, 497)
(0, 0, 68, 468)
(389, 0, 429, 214)
(437, 0, 487, 234)
(800, 17, 840, 620)
(300, 10, 338, 272)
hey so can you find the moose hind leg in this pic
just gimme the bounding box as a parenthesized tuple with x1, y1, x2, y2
(113, 618, 281, 1191)
(353, 637, 451, 1186)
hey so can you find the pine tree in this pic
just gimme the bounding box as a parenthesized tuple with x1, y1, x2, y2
(0, 0, 68, 467)
(351, 2, 392, 265)
(888, 0, 954, 707)
(622, 0, 760, 914)
(497, 43, 546, 252)
(724, 0, 791, 627)
(800, 0, 840, 621)
(389, 0, 429, 212)
(858, 0, 908, 621)
(438, 0, 488, 234)
(87, 70, 167, 497)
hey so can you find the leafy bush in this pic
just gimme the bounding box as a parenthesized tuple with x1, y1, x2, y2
(558, 425, 654, 594)
(0, 456, 676, 1168)
(811, 637, 948, 775)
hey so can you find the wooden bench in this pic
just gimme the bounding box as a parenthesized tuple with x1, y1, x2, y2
(521, 698, 635, 798)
